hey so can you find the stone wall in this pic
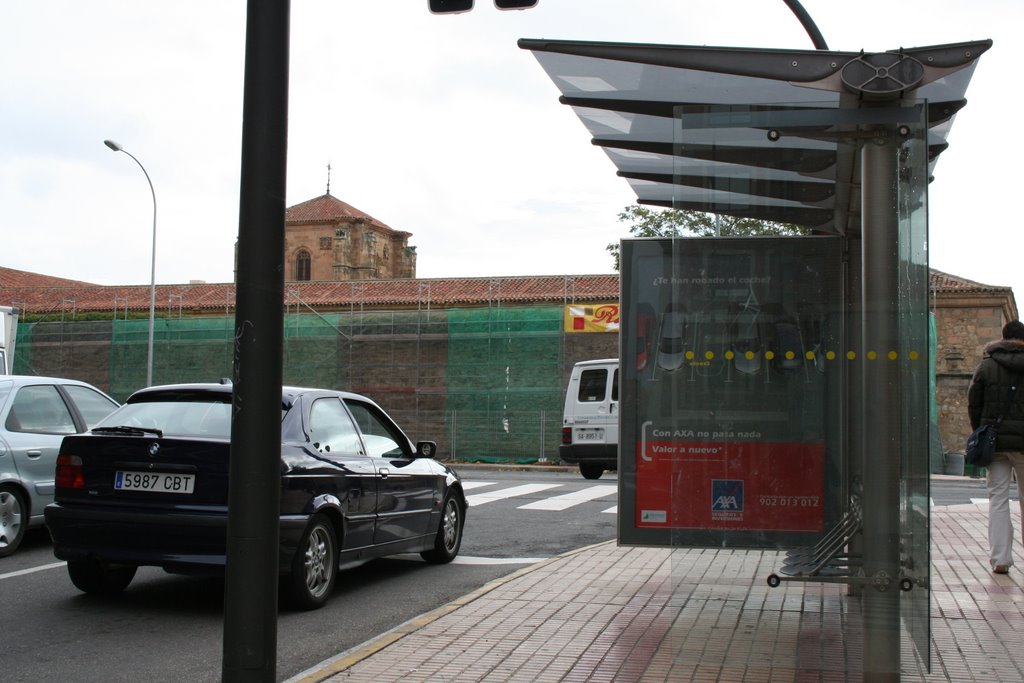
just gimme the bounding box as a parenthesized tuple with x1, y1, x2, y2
(933, 296, 1011, 454)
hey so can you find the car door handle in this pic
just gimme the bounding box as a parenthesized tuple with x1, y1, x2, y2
(379, 468, 389, 479)
(27, 450, 43, 458)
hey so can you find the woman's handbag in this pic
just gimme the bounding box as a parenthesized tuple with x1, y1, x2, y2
(966, 374, 1021, 468)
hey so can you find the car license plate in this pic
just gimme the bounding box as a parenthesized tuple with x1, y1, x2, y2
(576, 429, 603, 441)
(114, 471, 196, 494)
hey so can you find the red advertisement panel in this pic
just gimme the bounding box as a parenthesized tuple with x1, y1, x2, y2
(635, 439, 824, 532)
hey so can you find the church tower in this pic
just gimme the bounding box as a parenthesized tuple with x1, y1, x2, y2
(281, 193, 416, 282)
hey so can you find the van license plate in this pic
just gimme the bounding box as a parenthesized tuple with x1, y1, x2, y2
(115, 471, 196, 494)
(576, 429, 603, 441)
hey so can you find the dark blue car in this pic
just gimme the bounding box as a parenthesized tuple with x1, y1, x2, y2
(45, 383, 466, 610)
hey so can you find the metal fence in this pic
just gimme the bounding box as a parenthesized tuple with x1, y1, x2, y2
(13, 305, 605, 463)
(385, 408, 563, 464)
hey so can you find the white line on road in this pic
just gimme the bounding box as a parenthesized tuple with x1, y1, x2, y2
(518, 485, 617, 511)
(465, 483, 562, 506)
(602, 505, 617, 514)
(0, 561, 66, 581)
(460, 481, 496, 491)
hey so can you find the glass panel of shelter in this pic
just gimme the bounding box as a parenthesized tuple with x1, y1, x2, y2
(617, 101, 931, 678)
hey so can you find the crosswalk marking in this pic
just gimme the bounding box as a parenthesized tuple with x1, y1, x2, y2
(462, 484, 1000, 514)
(461, 481, 496, 491)
(466, 483, 562, 507)
(518, 485, 617, 511)
(460, 483, 1015, 514)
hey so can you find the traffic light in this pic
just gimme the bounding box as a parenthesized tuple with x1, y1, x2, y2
(428, 0, 538, 12)
(428, 0, 474, 13)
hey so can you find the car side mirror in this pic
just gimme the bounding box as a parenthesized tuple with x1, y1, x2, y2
(416, 441, 437, 459)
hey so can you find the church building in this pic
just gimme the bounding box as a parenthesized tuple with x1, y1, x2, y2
(282, 193, 416, 281)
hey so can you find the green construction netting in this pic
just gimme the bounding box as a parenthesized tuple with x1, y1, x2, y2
(446, 307, 564, 462)
(12, 306, 582, 463)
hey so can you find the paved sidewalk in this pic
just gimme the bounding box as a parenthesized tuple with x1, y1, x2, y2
(294, 502, 1023, 683)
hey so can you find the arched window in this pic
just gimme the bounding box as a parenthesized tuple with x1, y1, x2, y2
(295, 250, 311, 281)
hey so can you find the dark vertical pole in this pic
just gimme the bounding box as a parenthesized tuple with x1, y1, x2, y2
(781, 0, 829, 50)
(222, 1, 290, 681)
(844, 237, 863, 599)
(860, 130, 901, 682)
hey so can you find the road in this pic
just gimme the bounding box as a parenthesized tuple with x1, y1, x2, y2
(930, 474, 1018, 506)
(0, 470, 1011, 682)
(1, 469, 616, 683)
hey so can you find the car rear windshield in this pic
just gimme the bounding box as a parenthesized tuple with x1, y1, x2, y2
(94, 400, 239, 438)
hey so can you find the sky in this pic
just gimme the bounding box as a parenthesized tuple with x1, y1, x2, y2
(2, 1, 1021, 301)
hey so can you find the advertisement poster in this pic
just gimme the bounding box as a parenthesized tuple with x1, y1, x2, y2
(635, 437, 824, 532)
(564, 303, 620, 333)
(619, 236, 842, 548)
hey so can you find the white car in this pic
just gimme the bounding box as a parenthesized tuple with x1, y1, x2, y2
(0, 376, 118, 556)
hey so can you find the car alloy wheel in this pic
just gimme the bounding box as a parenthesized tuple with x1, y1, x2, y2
(0, 486, 27, 558)
(421, 493, 463, 564)
(304, 524, 334, 598)
(286, 514, 337, 610)
(441, 498, 459, 553)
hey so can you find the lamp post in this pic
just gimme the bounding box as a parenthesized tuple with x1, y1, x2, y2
(104, 139, 157, 387)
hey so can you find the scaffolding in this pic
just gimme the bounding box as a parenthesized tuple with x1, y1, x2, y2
(14, 304, 584, 463)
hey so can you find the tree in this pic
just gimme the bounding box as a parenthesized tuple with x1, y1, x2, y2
(607, 205, 808, 271)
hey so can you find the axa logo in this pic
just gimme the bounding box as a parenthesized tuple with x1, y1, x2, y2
(711, 480, 744, 512)
(714, 495, 739, 509)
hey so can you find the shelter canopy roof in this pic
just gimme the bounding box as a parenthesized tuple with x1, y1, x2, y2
(519, 39, 990, 235)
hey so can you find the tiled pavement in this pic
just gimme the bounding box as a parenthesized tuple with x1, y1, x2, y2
(294, 501, 1023, 683)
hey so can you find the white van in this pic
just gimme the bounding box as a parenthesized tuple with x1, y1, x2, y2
(560, 359, 618, 479)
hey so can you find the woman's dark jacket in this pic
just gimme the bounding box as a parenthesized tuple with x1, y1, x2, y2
(967, 338, 1024, 451)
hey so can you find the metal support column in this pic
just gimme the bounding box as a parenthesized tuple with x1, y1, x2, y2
(860, 129, 902, 682)
(844, 236, 864, 598)
(222, 1, 290, 681)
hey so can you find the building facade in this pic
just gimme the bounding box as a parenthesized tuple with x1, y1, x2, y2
(931, 271, 1018, 454)
(281, 193, 416, 282)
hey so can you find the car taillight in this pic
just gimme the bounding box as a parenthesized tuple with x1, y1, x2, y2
(562, 427, 572, 445)
(55, 454, 85, 489)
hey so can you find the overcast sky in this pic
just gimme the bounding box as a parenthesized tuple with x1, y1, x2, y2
(2, 1, 1020, 301)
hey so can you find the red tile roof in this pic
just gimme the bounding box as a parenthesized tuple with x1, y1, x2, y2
(0, 266, 95, 289)
(0, 267, 620, 315)
(285, 193, 408, 236)
(930, 270, 1012, 294)
(0, 266, 1008, 317)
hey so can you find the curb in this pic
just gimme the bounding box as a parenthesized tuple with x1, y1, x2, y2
(286, 540, 616, 683)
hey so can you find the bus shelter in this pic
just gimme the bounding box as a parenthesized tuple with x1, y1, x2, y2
(520, 37, 990, 680)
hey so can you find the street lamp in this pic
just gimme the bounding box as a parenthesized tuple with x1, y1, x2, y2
(104, 139, 157, 387)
